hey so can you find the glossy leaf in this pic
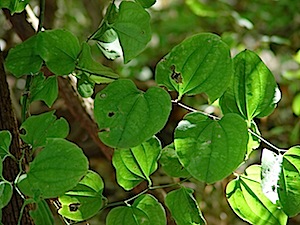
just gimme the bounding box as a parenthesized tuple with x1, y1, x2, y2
(165, 187, 206, 225)
(226, 165, 287, 225)
(113, 137, 161, 190)
(5, 35, 42, 77)
(0, 0, 29, 15)
(155, 33, 233, 101)
(278, 146, 300, 217)
(175, 112, 248, 183)
(94, 79, 171, 149)
(37, 29, 81, 75)
(132, 194, 166, 225)
(29, 73, 58, 107)
(135, 0, 156, 8)
(0, 181, 13, 209)
(58, 170, 104, 221)
(292, 93, 300, 116)
(106, 194, 165, 225)
(0, 130, 12, 160)
(220, 50, 281, 121)
(17, 138, 88, 198)
(261, 148, 283, 204)
(77, 43, 119, 83)
(159, 143, 190, 178)
(30, 199, 54, 225)
(20, 111, 69, 149)
(112, 1, 151, 63)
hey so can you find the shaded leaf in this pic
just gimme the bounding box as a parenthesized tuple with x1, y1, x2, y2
(0, 130, 12, 160)
(17, 138, 88, 198)
(30, 199, 54, 225)
(5, 35, 42, 77)
(20, 111, 69, 149)
(0, 0, 30, 14)
(94, 79, 171, 149)
(175, 112, 248, 183)
(0, 181, 13, 209)
(165, 187, 206, 225)
(107, 207, 150, 225)
(156, 33, 233, 101)
(226, 165, 287, 225)
(135, 0, 156, 8)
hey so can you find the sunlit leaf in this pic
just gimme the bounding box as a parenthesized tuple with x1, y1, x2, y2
(278, 146, 300, 217)
(220, 50, 281, 121)
(20, 111, 69, 149)
(112, 1, 151, 63)
(156, 33, 233, 101)
(37, 29, 81, 75)
(165, 187, 206, 225)
(175, 112, 248, 183)
(17, 138, 88, 198)
(226, 165, 287, 225)
(58, 170, 104, 221)
(5, 35, 42, 77)
(292, 93, 300, 116)
(94, 79, 171, 149)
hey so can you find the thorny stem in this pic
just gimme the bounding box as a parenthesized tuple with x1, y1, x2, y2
(172, 100, 287, 153)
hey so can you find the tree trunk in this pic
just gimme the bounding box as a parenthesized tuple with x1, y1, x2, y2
(0, 53, 34, 225)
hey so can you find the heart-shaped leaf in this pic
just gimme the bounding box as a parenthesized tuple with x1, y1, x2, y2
(226, 165, 288, 225)
(156, 33, 233, 101)
(94, 79, 171, 148)
(0, 181, 13, 209)
(175, 112, 248, 183)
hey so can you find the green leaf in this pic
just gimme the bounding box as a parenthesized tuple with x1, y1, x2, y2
(20, 111, 69, 149)
(175, 112, 248, 183)
(132, 194, 166, 225)
(135, 0, 156, 8)
(77, 43, 119, 83)
(159, 143, 190, 178)
(112, 1, 151, 63)
(5, 35, 43, 77)
(292, 93, 300, 116)
(113, 137, 161, 190)
(0, 130, 12, 160)
(29, 73, 58, 107)
(0, 181, 13, 209)
(37, 29, 81, 75)
(165, 187, 206, 225)
(107, 194, 165, 225)
(76, 73, 95, 98)
(220, 50, 281, 121)
(278, 146, 300, 217)
(261, 148, 283, 204)
(0, 0, 30, 14)
(17, 138, 88, 198)
(58, 170, 104, 221)
(247, 121, 261, 157)
(94, 79, 171, 149)
(226, 165, 287, 225)
(30, 199, 54, 225)
(155, 33, 233, 101)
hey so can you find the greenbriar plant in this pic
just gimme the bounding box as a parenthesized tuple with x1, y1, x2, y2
(1, 0, 300, 224)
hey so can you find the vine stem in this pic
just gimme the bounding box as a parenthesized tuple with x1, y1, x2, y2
(172, 100, 286, 154)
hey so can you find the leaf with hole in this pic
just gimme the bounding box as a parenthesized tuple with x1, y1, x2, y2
(58, 170, 104, 221)
(5, 35, 42, 77)
(159, 143, 190, 178)
(29, 73, 58, 107)
(175, 112, 248, 183)
(17, 138, 88, 198)
(0, 181, 13, 209)
(226, 165, 287, 225)
(30, 199, 54, 225)
(0, 130, 12, 160)
(106, 194, 165, 225)
(77, 43, 119, 84)
(20, 111, 69, 149)
(278, 146, 300, 217)
(220, 50, 281, 121)
(165, 187, 206, 225)
(112, 137, 161, 190)
(112, 1, 151, 63)
(155, 33, 233, 101)
(94, 79, 171, 149)
(37, 29, 81, 75)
